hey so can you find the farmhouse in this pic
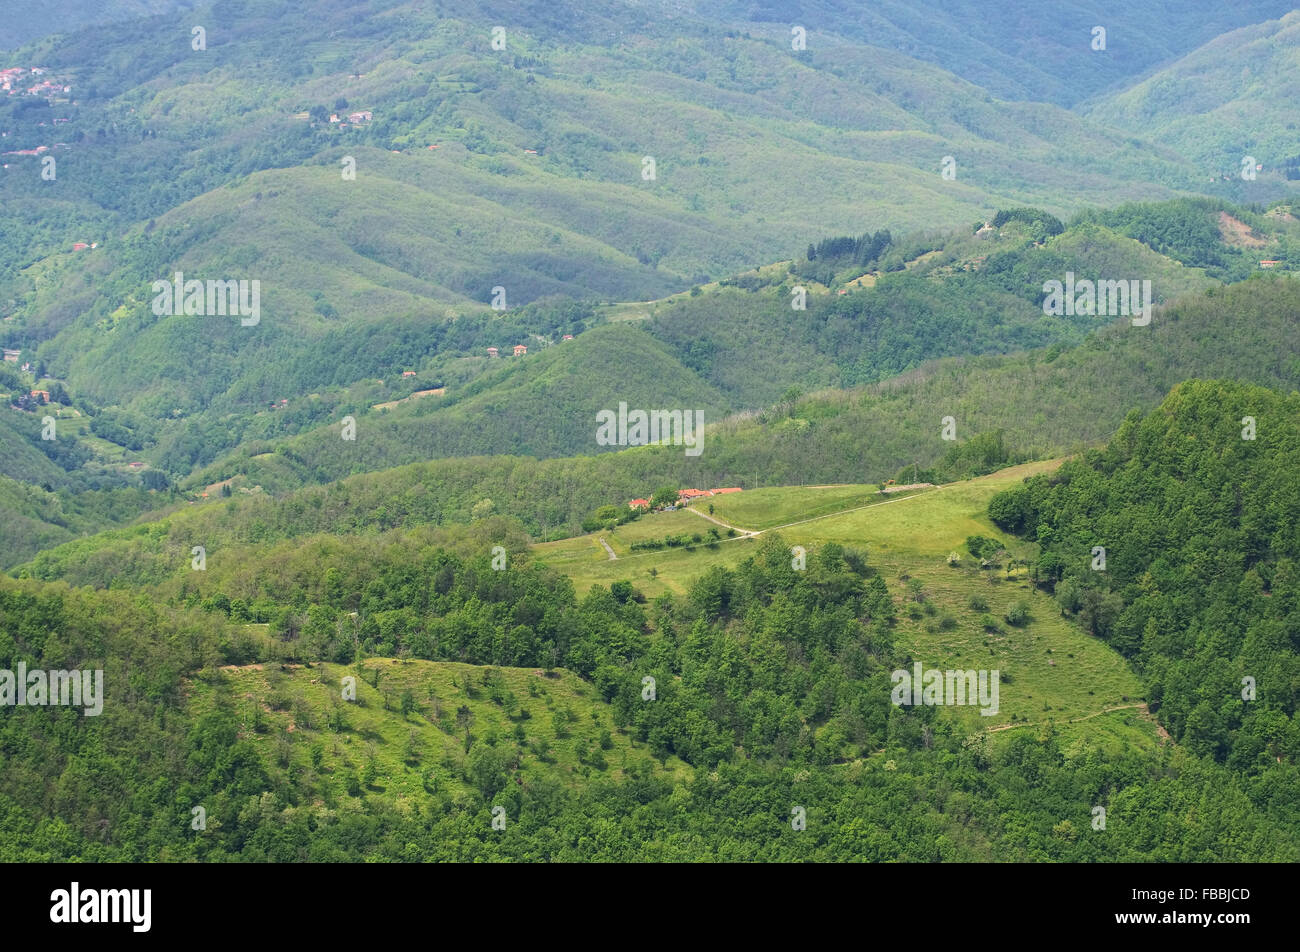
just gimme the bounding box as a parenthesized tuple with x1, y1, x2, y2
(2, 349, 19, 363)
(513, 344, 527, 356)
(486, 347, 499, 357)
(628, 498, 650, 510)
(1260, 260, 1281, 269)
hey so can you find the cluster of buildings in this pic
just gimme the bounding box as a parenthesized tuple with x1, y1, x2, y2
(330, 111, 372, 125)
(628, 487, 741, 510)
(1, 67, 70, 97)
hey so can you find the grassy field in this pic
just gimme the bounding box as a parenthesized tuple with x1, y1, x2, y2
(185, 658, 688, 809)
(531, 459, 1158, 752)
(532, 507, 759, 596)
(704, 484, 918, 531)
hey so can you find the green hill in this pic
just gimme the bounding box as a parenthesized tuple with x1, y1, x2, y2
(707, 0, 1298, 108)
(5, 456, 1297, 861)
(0, 0, 193, 49)
(2, 0, 1242, 458)
(1090, 10, 1300, 187)
(990, 379, 1300, 767)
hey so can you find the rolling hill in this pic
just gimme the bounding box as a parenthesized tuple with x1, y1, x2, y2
(1089, 10, 1300, 185)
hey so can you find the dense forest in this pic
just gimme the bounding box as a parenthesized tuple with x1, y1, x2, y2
(989, 380, 1300, 796)
(2, 514, 1295, 860)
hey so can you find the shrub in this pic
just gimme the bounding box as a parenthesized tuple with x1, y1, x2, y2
(1005, 600, 1030, 627)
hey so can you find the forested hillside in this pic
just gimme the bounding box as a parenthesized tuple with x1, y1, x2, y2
(3, 519, 1295, 860)
(705, 0, 1297, 107)
(989, 380, 1300, 775)
(3, 0, 1299, 872)
(0, 0, 194, 50)
(1091, 10, 1300, 182)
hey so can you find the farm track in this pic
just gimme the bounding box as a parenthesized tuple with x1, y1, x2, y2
(688, 485, 943, 537)
(985, 702, 1151, 734)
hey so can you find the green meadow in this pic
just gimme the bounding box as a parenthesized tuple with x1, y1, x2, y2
(532, 459, 1155, 752)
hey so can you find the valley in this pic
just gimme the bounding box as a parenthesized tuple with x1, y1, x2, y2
(0, 0, 1297, 872)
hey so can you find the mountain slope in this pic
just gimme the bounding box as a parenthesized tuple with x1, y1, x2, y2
(701, 0, 1299, 107)
(0, 0, 195, 49)
(1089, 10, 1300, 181)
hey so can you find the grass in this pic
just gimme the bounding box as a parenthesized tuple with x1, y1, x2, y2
(704, 484, 879, 529)
(806, 461, 1060, 557)
(532, 508, 759, 596)
(704, 483, 921, 531)
(531, 458, 1158, 752)
(186, 658, 688, 807)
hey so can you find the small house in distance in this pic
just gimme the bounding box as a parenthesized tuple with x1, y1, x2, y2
(513, 344, 527, 356)
(628, 498, 650, 510)
(486, 347, 499, 358)
(402, 370, 416, 377)
(2, 349, 19, 363)
(1260, 260, 1281, 269)
(562, 334, 574, 341)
